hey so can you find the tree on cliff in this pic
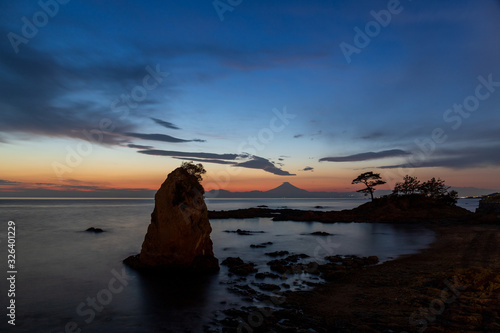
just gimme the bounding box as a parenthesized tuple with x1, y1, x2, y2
(181, 161, 206, 181)
(420, 177, 458, 205)
(391, 175, 458, 206)
(352, 172, 386, 201)
(419, 177, 448, 198)
(393, 175, 421, 195)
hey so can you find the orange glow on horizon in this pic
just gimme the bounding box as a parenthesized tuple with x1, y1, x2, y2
(2, 144, 500, 196)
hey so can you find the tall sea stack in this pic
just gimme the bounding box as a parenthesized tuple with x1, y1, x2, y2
(125, 166, 219, 273)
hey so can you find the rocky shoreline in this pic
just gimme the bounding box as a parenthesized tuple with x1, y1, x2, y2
(205, 198, 500, 332)
(207, 223, 500, 332)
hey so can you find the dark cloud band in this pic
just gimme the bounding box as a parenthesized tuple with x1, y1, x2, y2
(320, 149, 410, 162)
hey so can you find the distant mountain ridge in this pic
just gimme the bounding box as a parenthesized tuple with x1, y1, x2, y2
(206, 182, 364, 199)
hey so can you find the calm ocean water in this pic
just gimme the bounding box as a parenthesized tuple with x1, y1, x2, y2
(0, 198, 474, 332)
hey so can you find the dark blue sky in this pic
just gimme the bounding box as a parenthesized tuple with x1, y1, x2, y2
(1, 0, 500, 194)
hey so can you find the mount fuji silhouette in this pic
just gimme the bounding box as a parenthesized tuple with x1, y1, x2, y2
(264, 182, 309, 197)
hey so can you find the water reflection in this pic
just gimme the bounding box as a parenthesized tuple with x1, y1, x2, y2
(134, 270, 219, 331)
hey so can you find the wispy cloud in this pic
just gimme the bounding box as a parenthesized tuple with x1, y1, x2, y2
(125, 133, 206, 143)
(0, 35, 149, 145)
(302, 166, 314, 172)
(0, 179, 20, 185)
(0, 179, 155, 197)
(150, 117, 180, 130)
(320, 149, 410, 162)
(136, 149, 294, 176)
(293, 131, 322, 140)
(172, 157, 236, 165)
(235, 156, 296, 176)
(137, 150, 240, 160)
(127, 144, 154, 149)
(380, 146, 500, 170)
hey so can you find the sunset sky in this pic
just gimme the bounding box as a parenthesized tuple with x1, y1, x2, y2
(1, 0, 500, 197)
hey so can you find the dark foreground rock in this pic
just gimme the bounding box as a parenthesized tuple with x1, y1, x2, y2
(124, 167, 219, 273)
(221, 257, 258, 276)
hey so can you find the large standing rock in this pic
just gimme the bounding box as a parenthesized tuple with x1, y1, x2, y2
(125, 167, 219, 273)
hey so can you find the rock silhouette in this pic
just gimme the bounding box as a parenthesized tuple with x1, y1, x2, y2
(124, 167, 219, 273)
(85, 227, 104, 233)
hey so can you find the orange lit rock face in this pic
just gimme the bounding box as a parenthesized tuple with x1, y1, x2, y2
(136, 167, 219, 272)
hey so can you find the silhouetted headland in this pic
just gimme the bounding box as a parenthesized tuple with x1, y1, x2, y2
(209, 195, 477, 223)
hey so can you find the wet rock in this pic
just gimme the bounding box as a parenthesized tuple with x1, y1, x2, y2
(85, 227, 104, 233)
(365, 256, 379, 265)
(318, 255, 379, 281)
(268, 260, 306, 275)
(285, 254, 310, 262)
(310, 231, 331, 236)
(325, 255, 343, 263)
(227, 284, 258, 299)
(250, 242, 273, 248)
(266, 254, 311, 275)
(253, 283, 281, 292)
(222, 257, 245, 267)
(255, 272, 280, 279)
(224, 229, 265, 236)
(221, 257, 258, 276)
(305, 262, 320, 275)
(318, 263, 348, 281)
(265, 250, 290, 257)
(267, 259, 288, 274)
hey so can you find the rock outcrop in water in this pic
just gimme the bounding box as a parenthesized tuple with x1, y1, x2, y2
(124, 166, 219, 273)
(85, 227, 104, 233)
